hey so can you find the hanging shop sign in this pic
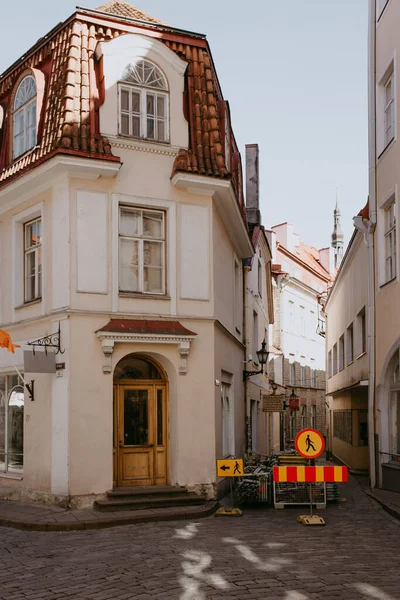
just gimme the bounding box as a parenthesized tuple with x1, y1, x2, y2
(262, 395, 285, 412)
(288, 396, 300, 411)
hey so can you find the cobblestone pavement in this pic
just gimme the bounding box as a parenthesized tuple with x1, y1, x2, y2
(1, 476, 400, 600)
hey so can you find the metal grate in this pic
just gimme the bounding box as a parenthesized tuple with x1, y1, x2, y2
(273, 481, 326, 509)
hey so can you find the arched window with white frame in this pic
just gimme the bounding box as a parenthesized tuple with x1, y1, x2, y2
(13, 75, 37, 159)
(118, 59, 169, 143)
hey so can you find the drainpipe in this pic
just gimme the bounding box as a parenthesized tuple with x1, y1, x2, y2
(353, 0, 377, 488)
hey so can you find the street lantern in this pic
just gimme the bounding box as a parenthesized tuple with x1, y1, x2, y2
(288, 389, 300, 411)
(243, 340, 269, 380)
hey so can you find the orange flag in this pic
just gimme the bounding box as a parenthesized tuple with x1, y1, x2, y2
(0, 330, 21, 354)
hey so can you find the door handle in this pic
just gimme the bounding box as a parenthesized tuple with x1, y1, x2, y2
(148, 443, 154, 448)
(119, 441, 123, 448)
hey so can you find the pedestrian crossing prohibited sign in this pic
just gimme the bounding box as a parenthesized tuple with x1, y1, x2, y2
(295, 428, 325, 459)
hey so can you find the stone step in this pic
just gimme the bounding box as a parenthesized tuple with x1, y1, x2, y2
(107, 485, 187, 498)
(94, 493, 205, 512)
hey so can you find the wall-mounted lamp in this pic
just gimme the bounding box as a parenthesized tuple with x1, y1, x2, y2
(243, 340, 269, 380)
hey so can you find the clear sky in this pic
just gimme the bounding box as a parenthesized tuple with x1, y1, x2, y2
(0, 0, 368, 251)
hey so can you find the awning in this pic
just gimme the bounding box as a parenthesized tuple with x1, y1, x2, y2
(326, 380, 369, 397)
(96, 319, 197, 337)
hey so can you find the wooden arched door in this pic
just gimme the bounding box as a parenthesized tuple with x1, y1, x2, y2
(113, 355, 168, 487)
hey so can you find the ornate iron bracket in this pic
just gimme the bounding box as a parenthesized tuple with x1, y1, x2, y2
(25, 381, 35, 402)
(26, 322, 65, 356)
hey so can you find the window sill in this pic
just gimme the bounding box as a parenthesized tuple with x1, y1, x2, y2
(347, 360, 354, 367)
(0, 472, 23, 480)
(119, 292, 170, 300)
(116, 134, 171, 147)
(356, 352, 366, 360)
(14, 297, 42, 310)
(379, 277, 397, 291)
(377, 136, 395, 161)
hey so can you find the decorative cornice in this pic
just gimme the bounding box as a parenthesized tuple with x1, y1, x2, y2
(97, 331, 196, 375)
(110, 138, 180, 157)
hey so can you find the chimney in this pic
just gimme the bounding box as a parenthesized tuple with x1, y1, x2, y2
(319, 247, 334, 275)
(245, 144, 261, 226)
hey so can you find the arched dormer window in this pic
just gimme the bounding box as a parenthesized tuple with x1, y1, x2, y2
(13, 75, 37, 159)
(119, 59, 169, 143)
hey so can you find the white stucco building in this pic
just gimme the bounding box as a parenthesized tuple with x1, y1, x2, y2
(0, 2, 255, 505)
(269, 223, 332, 447)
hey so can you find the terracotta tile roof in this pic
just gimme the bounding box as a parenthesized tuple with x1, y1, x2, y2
(277, 242, 331, 281)
(97, 319, 197, 336)
(0, 6, 240, 198)
(358, 199, 369, 219)
(96, 1, 163, 24)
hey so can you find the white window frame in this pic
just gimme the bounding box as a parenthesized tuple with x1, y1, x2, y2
(118, 205, 166, 295)
(339, 334, 345, 371)
(13, 75, 37, 159)
(12, 203, 44, 314)
(328, 350, 332, 378)
(118, 60, 169, 143)
(24, 217, 42, 303)
(347, 323, 354, 365)
(384, 200, 397, 283)
(377, 60, 395, 156)
(357, 307, 366, 358)
(333, 344, 338, 375)
(234, 258, 241, 334)
(253, 311, 259, 364)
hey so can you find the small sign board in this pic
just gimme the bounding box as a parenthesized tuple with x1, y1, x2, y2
(24, 350, 56, 374)
(217, 458, 244, 477)
(262, 395, 285, 412)
(295, 428, 325, 459)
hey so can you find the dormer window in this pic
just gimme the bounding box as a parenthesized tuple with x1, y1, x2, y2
(119, 59, 168, 143)
(13, 76, 37, 159)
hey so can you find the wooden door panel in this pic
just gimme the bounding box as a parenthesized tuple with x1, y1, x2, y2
(115, 383, 167, 487)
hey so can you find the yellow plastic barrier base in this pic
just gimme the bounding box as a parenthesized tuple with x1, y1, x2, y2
(215, 507, 243, 517)
(297, 515, 325, 526)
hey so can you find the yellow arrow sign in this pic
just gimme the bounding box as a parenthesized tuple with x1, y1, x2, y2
(217, 458, 244, 477)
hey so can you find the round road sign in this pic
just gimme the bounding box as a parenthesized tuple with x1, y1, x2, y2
(295, 428, 325, 459)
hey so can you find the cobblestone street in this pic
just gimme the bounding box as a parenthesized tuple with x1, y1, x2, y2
(0, 476, 399, 600)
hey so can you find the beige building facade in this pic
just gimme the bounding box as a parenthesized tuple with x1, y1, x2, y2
(0, 2, 255, 505)
(324, 229, 369, 472)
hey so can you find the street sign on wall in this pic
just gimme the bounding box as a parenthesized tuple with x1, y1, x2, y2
(262, 395, 285, 412)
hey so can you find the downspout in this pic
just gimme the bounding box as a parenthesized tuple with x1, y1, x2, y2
(243, 263, 250, 455)
(354, 0, 377, 488)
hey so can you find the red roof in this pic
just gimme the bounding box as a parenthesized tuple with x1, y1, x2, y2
(277, 242, 331, 281)
(0, 1, 243, 203)
(97, 320, 197, 336)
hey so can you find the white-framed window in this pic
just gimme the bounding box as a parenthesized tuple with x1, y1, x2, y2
(288, 300, 295, 332)
(339, 334, 345, 371)
(357, 307, 366, 357)
(119, 59, 168, 143)
(0, 374, 24, 473)
(24, 217, 42, 303)
(221, 382, 234, 457)
(347, 323, 354, 365)
(333, 344, 338, 375)
(301, 405, 307, 430)
(384, 200, 397, 283)
(13, 75, 37, 159)
(311, 405, 316, 429)
(119, 206, 165, 295)
(384, 74, 395, 147)
(328, 350, 332, 378)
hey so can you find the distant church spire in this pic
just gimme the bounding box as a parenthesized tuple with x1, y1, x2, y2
(331, 191, 344, 268)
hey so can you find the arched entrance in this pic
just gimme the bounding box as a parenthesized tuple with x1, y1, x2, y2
(113, 354, 168, 487)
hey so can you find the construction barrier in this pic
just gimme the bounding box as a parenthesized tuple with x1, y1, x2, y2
(273, 465, 348, 483)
